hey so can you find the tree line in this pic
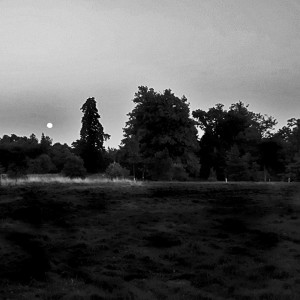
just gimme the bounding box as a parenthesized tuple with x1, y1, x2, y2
(1, 86, 299, 181)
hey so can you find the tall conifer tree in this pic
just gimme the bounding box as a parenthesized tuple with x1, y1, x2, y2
(73, 97, 110, 173)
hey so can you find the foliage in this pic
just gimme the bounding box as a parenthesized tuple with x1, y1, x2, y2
(105, 162, 129, 179)
(148, 148, 174, 180)
(225, 145, 250, 181)
(105, 147, 119, 164)
(193, 101, 277, 180)
(258, 138, 286, 180)
(7, 162, 27, 181)
(62, 155, 86, 179)
(286, 152, 300, 181)
(40, 133, 52, 152)
(0, 164, 5, 185)
(172, 163, 189, 181)
(121, 86, 199, 179)
(27, 154, 56, 174)
(0, 89, 299, 182)
(72, 97, 110, 173)
(29, 133, 39, 144)
(49, 143, 74, 172)
(118, 135, 143, 179)
(208, 167, 217, 181)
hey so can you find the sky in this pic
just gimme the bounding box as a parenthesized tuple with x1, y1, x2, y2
(1, 0, 300, 148)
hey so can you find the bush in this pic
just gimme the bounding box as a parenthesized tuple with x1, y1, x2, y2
(105, 162, 130, 179)
(62, 155, 86, 179)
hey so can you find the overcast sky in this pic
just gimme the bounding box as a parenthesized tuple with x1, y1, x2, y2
(1, 0, 300, 148)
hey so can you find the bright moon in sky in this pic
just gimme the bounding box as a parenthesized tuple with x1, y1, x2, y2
(47, 123, 53, 129)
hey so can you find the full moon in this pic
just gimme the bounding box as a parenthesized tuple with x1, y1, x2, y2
(47, 123, 53, 129)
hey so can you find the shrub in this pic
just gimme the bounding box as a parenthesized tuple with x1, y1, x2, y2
(105, 162, 129, 179)
(62, 155, 86, 179)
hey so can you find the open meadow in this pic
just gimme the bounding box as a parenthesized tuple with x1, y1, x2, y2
(0, 180, 299, 299)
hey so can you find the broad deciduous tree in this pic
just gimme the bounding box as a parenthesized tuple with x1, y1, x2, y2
(193, 101, 277, 180)
(121, 86, 199, 179)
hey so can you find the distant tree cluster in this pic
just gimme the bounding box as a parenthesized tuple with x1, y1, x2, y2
(192, 102, 300, 181)
(1, 87, 299, 181)
(118, 87, 300, 181)
(0, 133, 84, 179)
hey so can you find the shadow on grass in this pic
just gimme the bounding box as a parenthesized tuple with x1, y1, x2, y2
(144, 231, 182, 248)
(3, 231, 50, 282)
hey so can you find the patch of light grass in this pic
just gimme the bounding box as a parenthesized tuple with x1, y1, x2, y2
(0, 174, 143, 186)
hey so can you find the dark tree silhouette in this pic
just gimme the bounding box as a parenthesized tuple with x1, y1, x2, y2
(193, 101, 277, 180)
(63, 155, 86, 179)
(121, 86, 199, 179)
(225, 144, 250, 181)
(72, 97, 110, 173)
(40, 133, 52, 153)
(49, 143, 74, 172)
(27, 154, 56, 174)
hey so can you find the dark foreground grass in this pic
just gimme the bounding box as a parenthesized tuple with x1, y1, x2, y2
(0, 182, 299, 299)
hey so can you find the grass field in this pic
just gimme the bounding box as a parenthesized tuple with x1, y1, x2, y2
(0, 181, 299, 299)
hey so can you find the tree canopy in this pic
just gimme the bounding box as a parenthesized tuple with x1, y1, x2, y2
(0, 134, 75, 176)
(0, 87, 299, 182)
(192, 101, 277, 180)
(121, 86, 199, 180)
